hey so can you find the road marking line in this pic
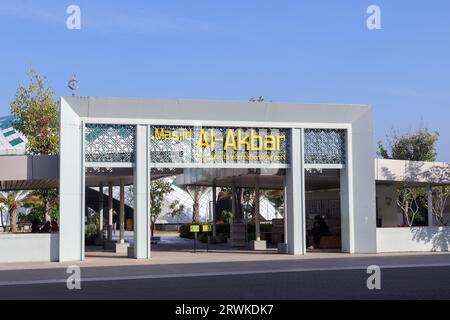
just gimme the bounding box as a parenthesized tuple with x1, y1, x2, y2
(0, 262, 450, 287)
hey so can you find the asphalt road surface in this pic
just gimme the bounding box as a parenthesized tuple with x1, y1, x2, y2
(1, 254, 450, 299)
(1, 265, 450, 300)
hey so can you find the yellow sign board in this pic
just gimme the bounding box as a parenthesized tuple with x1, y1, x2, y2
(150, 126, 289, 165)
(154, 127, 286, 152)
(190, 225, 200, 233)
(202, 224, 212, 232)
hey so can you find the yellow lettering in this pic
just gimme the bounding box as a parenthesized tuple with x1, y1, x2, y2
(277, 135, 286, 151)
(197, 128, 210, 149)
(265, 135, 276, 151)
(250, 130, 262, 151)
(237, 129, 250, 151)
(224, 129, 237, 151)
(154, 128, 165, 140)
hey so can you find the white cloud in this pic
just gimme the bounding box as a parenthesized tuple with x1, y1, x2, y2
(0, 1, 62, 25)
(0, 1, 223, 36)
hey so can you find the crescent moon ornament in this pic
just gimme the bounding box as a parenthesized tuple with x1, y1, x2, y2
(68, 75, 78, 95)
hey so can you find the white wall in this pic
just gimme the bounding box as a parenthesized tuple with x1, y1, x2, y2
(375, 159, 450, 184)
(0, 233, 59, 262)
(376, 185, 402, 227)
(377, 227, 450, 252)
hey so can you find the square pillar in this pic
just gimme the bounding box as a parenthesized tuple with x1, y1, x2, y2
(119, 177, 125, 244)
(344, 120, 377, 253)
(108, 182, 113, 241)
(251, 178, 266, 250)
(133, 124, 151, 259)
(285, 128, 306, 255)
(427, 184, 433, 227)
(212, 183, 217, 237)
(340, 167, 353, 253)
(99, 185, 104, 238)
(231, 180, 236, 220)
(255, 179, 261, 241)
(59, 100, 83, 262)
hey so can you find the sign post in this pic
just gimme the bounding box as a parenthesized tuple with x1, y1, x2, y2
(190, 225, 200, 253)
(202, 224, 212, 253)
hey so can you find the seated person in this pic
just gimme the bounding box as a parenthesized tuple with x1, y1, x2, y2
(312, 215, 331, 248)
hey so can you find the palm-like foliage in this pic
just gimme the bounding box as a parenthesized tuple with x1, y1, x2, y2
(179, 186, 210, 223)
(0, 191, 42, 232)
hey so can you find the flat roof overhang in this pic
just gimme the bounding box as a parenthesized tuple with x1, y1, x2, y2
(0, 155, 59, 190)
(0, 156, 448, 192)
(375, 159, 450, 186)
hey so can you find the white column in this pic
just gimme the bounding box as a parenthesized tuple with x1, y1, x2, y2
(108, 182, 113, 241)
(283, 182, 288, 244)
(59, 99, 83, 262)
(231, 180, 236, 221)
(119, 177, 125, 244)
(340, 128, 355, 253)
(286, 128, 305, 255)
(255, 179, 261, 241)
(340, 168, 353, 253)
(133, 124, 151, 259)
(212, 183, 217, 237)
(99, 185, 104, 238)
(428, 184, 433, 227)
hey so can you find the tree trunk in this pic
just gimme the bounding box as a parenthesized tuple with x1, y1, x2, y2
(10, 207, 17, 233)
(0, 210, 5, 229)
(192, 191, 200, 223)
(45, 199, 51, 223)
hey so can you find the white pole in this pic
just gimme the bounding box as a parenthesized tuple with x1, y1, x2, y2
(99, 185, 104, 238)
(108, 182, 113, 241)
(428, 184, 433, 227)
(119, 178, 125, 244)
(255, 179, 261, 241)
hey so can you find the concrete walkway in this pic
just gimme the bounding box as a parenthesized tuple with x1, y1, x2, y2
(1, 235, 450, 272)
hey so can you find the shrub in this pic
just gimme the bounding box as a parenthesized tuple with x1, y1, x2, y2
(179, 224, 194, 239)
(198, 233, 208, 243)
(215, 223, 230, 236)
(218, 233, 228, 243)
(85, 225, 99, 245)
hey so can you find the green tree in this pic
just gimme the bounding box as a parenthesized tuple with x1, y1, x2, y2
(10, 66, 59, 155)
(150, 179, 184, 227)
(10, 67, 60, 223)
(264, 189, 285, 216)
(379, 129, 441, 227)
(220, 210, 233, 224)
(378, 129, 439, 162)
(396, 186, 426, 227)
(179, 186, 210, 223)
(0, 191, 41, 232)
(30, 189, 59, 223)
(428, 186, 450, 226)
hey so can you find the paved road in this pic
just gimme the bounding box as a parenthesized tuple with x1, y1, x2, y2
(1, 254, 450, 299)
(1, 265, 450, 300)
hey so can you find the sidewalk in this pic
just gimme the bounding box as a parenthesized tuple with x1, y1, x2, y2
(1, 243, 449, 272)
(1, 233, 450, 272)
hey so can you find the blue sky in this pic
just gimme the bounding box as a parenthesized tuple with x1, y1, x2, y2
(0, 0, 449, 160)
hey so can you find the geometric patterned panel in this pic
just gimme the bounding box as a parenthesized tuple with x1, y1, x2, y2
(0, 115, 26, 155)
(85, 124, 135, 162)
(150, 126, 290, 166)
(304, 129, 346, 165)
